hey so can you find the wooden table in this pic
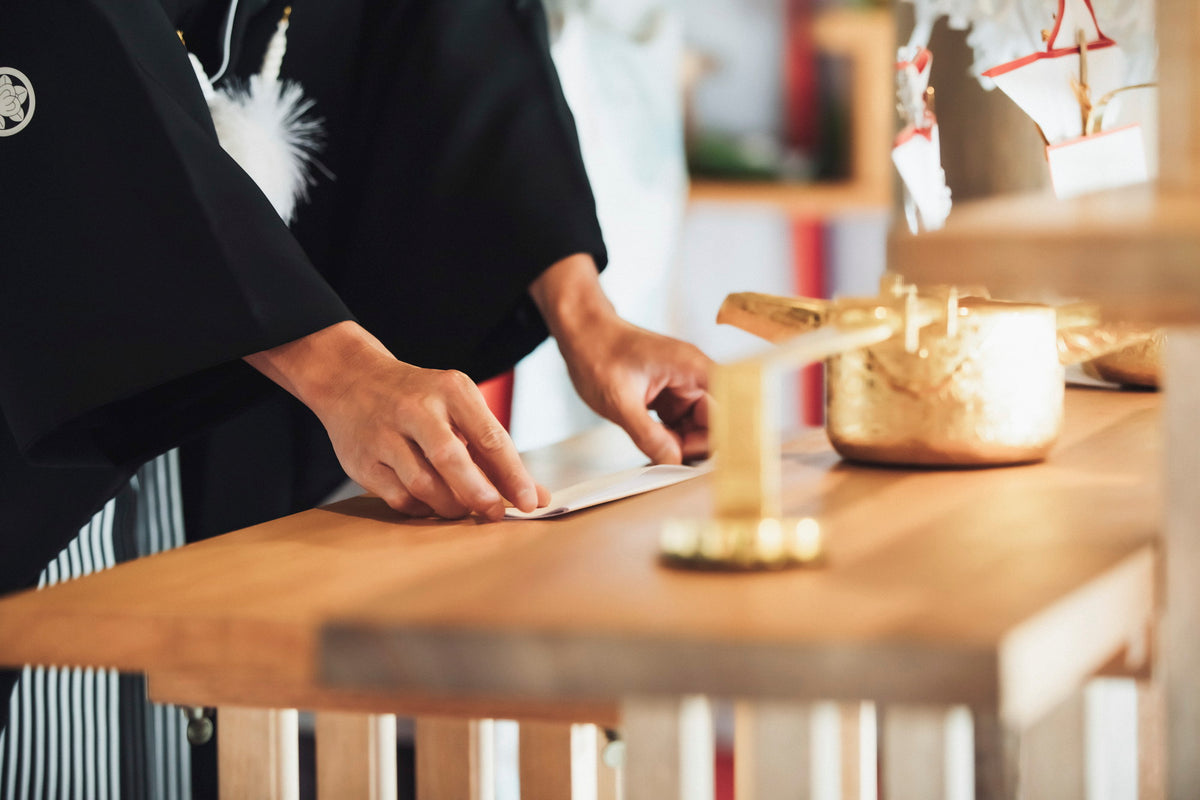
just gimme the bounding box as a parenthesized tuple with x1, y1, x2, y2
(0, 387, 1162, 799)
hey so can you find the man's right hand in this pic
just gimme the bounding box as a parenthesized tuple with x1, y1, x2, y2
(245, 321, 546, 521)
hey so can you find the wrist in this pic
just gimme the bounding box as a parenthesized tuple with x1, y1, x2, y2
(244, 320, 390, 414)
(529, 253, 619, 341)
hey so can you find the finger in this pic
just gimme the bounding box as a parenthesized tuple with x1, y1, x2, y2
(442, 376, 540, 512)
(613, 396, 683, 465)
(690, 392, 711, 430)
(536, 483, 552, 508)
(361, 461, 437, 518)
(386, 438, 474, 520)
(680, 429, 710, 461)
(406, 420, 508, 520)
(652, 385, 710, 428)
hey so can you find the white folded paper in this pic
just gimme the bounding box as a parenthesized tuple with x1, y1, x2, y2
(1046, 124, 1148, 199)
(505, 461, 713, 520)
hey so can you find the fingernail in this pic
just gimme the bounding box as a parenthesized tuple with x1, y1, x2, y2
(517, 486, 538, 512)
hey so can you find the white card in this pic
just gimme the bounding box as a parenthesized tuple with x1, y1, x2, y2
(505, 462, 713, 520)
(1046, 124, 1148, 199)
(892, 124, 951, 232)
(986, 43, 1126, 144)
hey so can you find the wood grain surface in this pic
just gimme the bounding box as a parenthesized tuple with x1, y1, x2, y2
(0, 389, 1161, 728)
(893, 186, 1200, 323)
(320, 389, 1160, 726)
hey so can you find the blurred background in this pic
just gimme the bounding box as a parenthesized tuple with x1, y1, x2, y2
(509, 0, 897, 451)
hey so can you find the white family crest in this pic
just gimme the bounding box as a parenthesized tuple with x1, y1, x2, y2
(0, 68, 35, 136)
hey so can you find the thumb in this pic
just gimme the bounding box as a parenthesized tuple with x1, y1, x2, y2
(613, 399, 683, 465)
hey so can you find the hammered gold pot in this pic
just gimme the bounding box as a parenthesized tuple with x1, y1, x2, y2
(825, 297, 1062, 466)
(718, 287, 1136, 468)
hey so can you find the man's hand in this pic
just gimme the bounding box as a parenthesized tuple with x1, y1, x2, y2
(531, 254, 713, 464)
(246, 321, 547, 520)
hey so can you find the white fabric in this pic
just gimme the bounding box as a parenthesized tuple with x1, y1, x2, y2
(510, 0, 688, 452)
(900, 0, 1155, 87)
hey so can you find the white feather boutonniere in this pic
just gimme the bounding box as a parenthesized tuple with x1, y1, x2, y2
(185, 7, 325, 224)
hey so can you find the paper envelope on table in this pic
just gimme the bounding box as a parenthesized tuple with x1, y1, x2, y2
(506, 462, 712, 520)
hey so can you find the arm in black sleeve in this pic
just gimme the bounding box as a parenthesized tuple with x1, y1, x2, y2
(0, 0, 353, 467)
(277, 0, 608, 381)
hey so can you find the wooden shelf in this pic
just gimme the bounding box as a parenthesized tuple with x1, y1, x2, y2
(891, 184, 1200, 323)
(688, 179, 889, 215)
(686, 8, 894, 216)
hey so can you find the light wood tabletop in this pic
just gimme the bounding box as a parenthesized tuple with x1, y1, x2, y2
(0, 386, 1164, 799)
(0, 387, 1159, 731)
(316, 387, 1161, 730)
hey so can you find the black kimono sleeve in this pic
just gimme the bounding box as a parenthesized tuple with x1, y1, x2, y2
(0, 0, 352, 468)
(274, 0, 609, 380)
(174, 0, 612, 542)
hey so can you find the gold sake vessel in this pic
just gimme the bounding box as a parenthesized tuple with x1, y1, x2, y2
(718, 280, 1150, 467)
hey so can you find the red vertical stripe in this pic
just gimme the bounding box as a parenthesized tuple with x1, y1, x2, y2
(476, 370, 514, 431)
(784, 0, 820, 154)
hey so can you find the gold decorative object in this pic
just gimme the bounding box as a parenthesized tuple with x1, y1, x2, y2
(715, 277, 1149, 468)
(661, 277, 1155, 571)
(661, 284, 939, 571)
(826, 296, 1063, 466)
(1082, 330, 1164, 387)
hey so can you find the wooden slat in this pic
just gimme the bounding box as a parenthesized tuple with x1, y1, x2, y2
(518, 721, 572, 800)
(1138, 681, 1166, 800)
(1020, 692, 1086, 800)
(315, 712, 397, 800)
(1164, 328, 1200, 800)
(622, 698, 683, 800)
(881, 706, 948, 800)
(218, 706, 299, 800)
(1158, 0, 1200, 191)
(839, 703, 866, 800)
(734, 701, 811, 800)
(594, 724, 620, 800)
(415, 717, 482, 800)
(621, 696, 714, 800)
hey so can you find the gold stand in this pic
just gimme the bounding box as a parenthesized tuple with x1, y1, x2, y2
(660, 309, 910, 570)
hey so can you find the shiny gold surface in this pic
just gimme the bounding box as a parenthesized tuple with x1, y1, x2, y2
(716, 293, 826, 344)
(659, 516, 825, 571)
(1083, 330, 1165, 387)
(826, 299, 1064, 466)
(689, 284, 1073, 574)
(719, 284, 1070, 467)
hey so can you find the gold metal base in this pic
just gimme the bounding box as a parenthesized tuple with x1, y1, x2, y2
(659, 517, 825, 571)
